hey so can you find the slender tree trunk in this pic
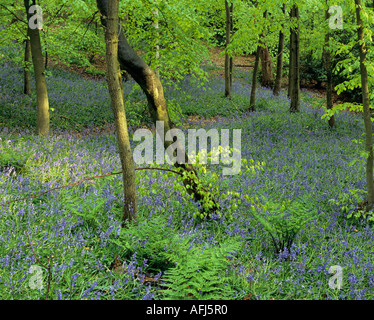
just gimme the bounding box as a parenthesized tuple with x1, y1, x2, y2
(44, 46, 48, 69)
(289, 5, 300, 112)
(355, 0, 374, 207)
(96, 0, 219, 214)
(225, 0, 233, 99)
(25, 0, 49, 135)
(24, 31, 31, 95)
(287, 24, 293, 99)
(273, 3, 285, 96)
(105, 0, 137, 222)
(250, 45, 261, 111)
(323, 3, 335, 128)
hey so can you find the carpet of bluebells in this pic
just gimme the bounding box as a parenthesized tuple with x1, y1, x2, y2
(1, 46, 374, 300)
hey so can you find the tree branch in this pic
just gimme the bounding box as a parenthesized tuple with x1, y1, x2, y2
(0, 4, 27, 25)
(1, 167, 183, 206)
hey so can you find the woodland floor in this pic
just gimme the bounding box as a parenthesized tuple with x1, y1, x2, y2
(1, 45, 374, 300)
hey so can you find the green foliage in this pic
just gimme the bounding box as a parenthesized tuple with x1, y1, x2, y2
(119, 0, 213, 86)
(166, 98, 183, 127)
(300, 52, 326, 86)
(320, 1, 374, 119)
(160, 243, 239, 300)
(110, 214, 188, 271)
(328, 188, 374, 225)
(0, 139, 32, 174)
(65, 196, 106, 229)
(248, 193, 315, 254)
(170, 146, 264, 219)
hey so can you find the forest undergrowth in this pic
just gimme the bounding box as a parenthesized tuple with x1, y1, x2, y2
(1, 46, 374, 300)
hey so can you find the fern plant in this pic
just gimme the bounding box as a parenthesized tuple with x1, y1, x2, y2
(110, 215, 192, 271)
(248, 193, 315, 255)
(160, 243, 239, 300)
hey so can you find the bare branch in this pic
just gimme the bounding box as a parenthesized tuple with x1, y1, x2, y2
(1, 167, 183, 206)
(0, 4, 27, 25)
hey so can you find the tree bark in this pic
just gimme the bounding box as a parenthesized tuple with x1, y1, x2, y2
(25, 0, 50, 135)
(105, 0, 137, 222)
(289, 5, 300, 113)
(355, 0, 374, 208)
(273, 3, 285, 96)
(259, 43, 273, 88)
(24, 30, 31, 95)
(259, 11, 273, 89)
(249, 45, 261, 111)
(323, 3, 335, 128)
(225, 0, 233, 99)
(96, 0, 219, 214)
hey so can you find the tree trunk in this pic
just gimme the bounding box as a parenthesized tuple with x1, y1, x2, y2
(273, 3, 285, 96)
(259, 11, 273, 89)
(289, 5, 300, 113)
(250, 45, 261, 111)
(96, 0, 219, 214)
(355, 0, 374, 207)
(225, 0, 233, 99)
(323, 3, 335, 128)
(105, 0, 137, 222)
(259, 43, 273, 88)
(25, 0, 50, 136)
(24, 31, 31, 95)
(287, 22, 293, 99)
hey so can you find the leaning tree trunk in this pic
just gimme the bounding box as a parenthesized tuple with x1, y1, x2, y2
(96, 0, 219, 214)
(289, 4, 300, 113)
(273, 3, 285, 96)
(24, 31, 31, 95)
(355, 0, 374, 208)
(225, 0, 233, 99)
(323, 3, 335, 128)
(25, 0, 50, 136)
(105, 0, 137, 222)
(249, 45, 261, 111)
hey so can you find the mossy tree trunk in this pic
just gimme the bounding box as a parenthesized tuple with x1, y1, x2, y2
(96, 0, 219, 214)
(105, 0, 137, 222)
(24, 0, 49, 136)
(355, 0, 374, 208)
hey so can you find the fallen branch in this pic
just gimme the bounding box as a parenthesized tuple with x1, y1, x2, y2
(1, 167, 183, 206)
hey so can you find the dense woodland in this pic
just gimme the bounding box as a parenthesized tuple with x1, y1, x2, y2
(0, 0, 374, 301)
